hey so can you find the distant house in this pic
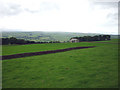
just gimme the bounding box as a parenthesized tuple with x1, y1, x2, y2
(69, 38, 79, 43)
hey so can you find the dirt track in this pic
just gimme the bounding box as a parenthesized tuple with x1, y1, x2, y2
(1, 46, 96, 60)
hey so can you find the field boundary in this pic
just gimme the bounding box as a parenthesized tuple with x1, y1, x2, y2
(1, 46, 96, 60)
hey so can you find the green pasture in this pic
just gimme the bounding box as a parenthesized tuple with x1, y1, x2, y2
(2, 39, 118, 56)
(2, 39, 118, 88)
(2, 42, 96, 55)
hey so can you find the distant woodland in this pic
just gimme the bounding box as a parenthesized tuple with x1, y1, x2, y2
(1, 37, 60, 45)
(71, 35, 111, 42)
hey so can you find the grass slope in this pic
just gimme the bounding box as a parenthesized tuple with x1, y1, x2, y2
(2, 40, 118, 88)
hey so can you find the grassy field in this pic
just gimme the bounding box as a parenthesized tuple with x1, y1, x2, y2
(2, 39, 118, 88)
(2, 42, 96, 55)
(2, 39, 118, 56)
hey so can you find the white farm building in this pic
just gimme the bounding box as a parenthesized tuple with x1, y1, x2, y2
(69, 38, 79, 43)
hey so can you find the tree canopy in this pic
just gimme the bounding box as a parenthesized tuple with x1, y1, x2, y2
(71, 35, 111, 42)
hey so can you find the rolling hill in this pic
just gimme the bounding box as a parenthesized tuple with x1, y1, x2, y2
(2, 31, 119, 42)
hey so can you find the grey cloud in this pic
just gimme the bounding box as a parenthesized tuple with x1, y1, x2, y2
(39, 2, 60, 11)
(0, 2, 23, 17)
(94, 2, 118, 8)
(24, 8, 39, 13)
(118, 2, 120, 17)
(106, 12, 118, 27)
(107, 12, 118, 20)
(23, 2, 60, 14)
(100, 20, 117, 28)
(118, 2, 120, 26)
(0, 1, 60, 16)
(93, 2, 118, 27)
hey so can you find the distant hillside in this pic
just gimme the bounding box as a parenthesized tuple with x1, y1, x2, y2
(111, 35, 120, 39)
(2, 31, 119, 42)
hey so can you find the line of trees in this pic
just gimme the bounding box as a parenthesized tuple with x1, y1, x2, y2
(1, 35, 111, 45)
(1, 37, 61, 45)
(71, 35, 111, 42)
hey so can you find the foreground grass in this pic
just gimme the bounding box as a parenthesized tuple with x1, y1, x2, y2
(2, 40, 118, 88)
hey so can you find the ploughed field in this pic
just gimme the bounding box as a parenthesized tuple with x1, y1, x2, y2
(2, 39, 118, 88)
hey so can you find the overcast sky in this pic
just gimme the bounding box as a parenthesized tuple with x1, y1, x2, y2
(0, 0, 119, 34)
